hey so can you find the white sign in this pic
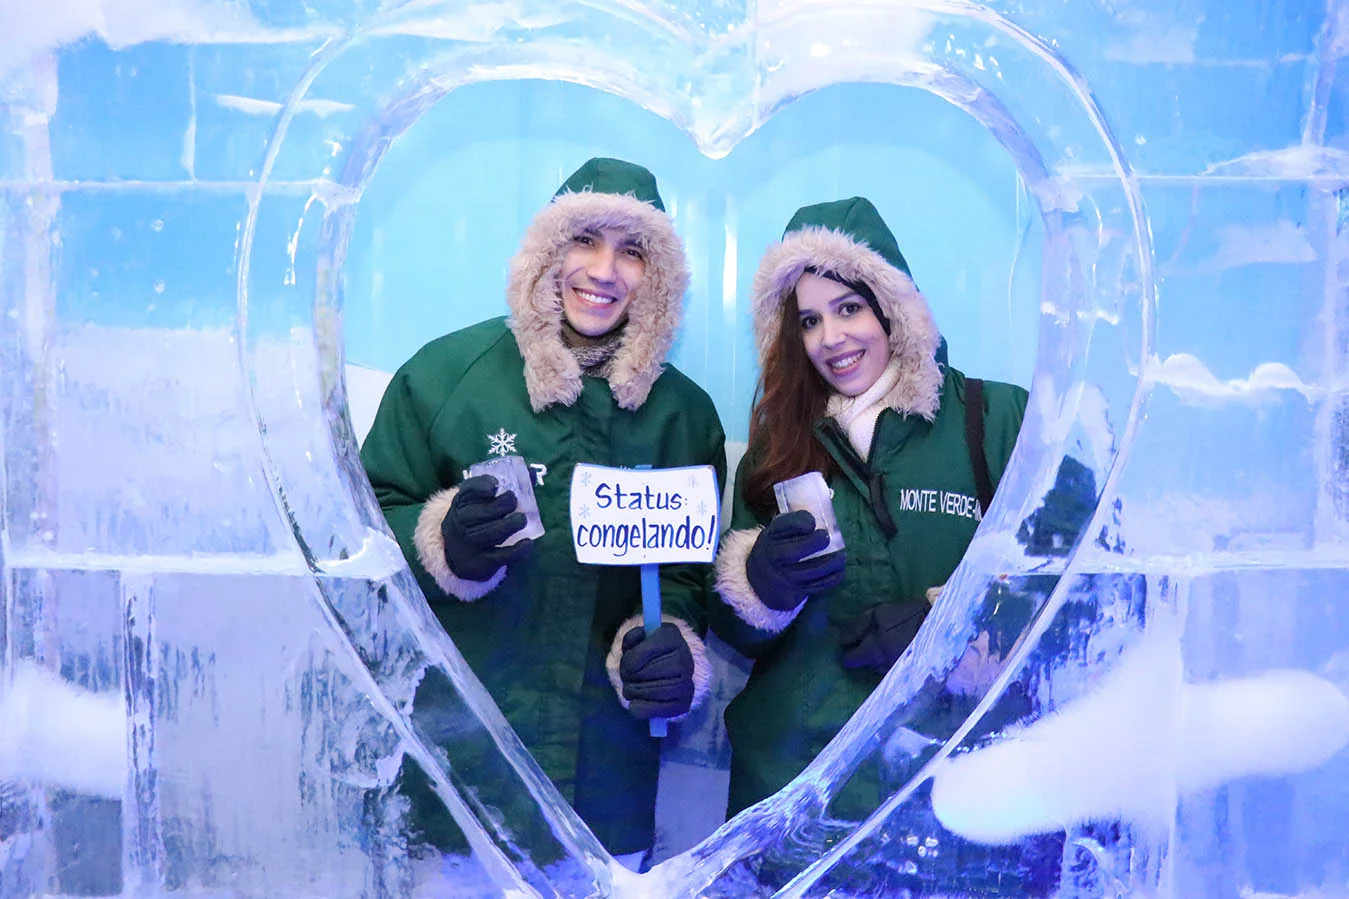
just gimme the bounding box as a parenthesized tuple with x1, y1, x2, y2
(569, 464, 720, 566)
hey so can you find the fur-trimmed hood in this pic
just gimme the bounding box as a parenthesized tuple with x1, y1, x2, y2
(750, 197, 943, 420)
(506, 157, 689, 412)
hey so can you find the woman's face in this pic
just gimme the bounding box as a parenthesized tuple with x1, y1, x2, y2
(794, 271, 891, 397)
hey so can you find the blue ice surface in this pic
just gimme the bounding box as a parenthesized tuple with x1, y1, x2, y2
(2, 0, 1349, 896)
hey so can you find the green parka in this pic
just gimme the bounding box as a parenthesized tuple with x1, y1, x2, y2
(711, 198, 1027, 818)
(361, 159, 727, 854)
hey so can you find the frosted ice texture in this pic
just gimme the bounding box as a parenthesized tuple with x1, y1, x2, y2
(3, 0, 1349, 896)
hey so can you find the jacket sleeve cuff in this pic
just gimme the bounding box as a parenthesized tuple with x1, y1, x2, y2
(412, 487, 507, 602)
(605, 614, 713, 723)
(713, 526, 803, 634)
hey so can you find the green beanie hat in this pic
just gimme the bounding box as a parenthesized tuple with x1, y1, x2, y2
(749, 195, 943, 420)
(783, 196, 911, 280)
(506, 157, 687, 413)
(554, 157, 666, 212)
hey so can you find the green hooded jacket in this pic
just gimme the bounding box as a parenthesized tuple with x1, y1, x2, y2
(361, 159, 727, 854)
(711, 198, 1027, 818)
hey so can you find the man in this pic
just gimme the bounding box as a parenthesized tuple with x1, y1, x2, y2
(361, 157, 726, 865)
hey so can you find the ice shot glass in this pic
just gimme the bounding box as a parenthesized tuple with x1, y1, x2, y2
(773, 471, 845, 559)
(466, 454, 545, 546)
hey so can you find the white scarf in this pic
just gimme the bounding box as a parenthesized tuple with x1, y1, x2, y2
(825, 356, 903, 462)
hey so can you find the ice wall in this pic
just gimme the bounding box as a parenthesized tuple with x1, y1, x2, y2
(3, 0, 1349, 897)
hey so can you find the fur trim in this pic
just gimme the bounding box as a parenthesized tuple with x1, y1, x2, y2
(413, 487, 508, 601)
(606, 614, 713, 723)
(751, 226, 943, 420)
(713, 527, 804, 633)
(506, 191, 688, 412)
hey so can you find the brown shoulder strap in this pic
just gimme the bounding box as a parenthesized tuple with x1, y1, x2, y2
(964, 378, 995, 517)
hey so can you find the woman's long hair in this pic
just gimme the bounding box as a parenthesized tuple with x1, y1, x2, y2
(742, 289, 838, 516)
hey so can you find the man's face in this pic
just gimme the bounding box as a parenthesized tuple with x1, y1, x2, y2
(558, 226, 646, 337)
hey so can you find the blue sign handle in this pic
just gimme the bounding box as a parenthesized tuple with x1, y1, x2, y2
(634, 463, 667, 738)
(640, 563, 667, 738)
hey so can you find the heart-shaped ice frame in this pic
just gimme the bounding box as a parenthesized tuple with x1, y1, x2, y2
(0, 2, 1156, 897)
(229, 3, 1152, 894)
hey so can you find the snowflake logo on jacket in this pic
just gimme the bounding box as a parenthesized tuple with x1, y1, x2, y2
(487, 428, 517, 457)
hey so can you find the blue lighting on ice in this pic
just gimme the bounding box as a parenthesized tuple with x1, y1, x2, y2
(2, 0, 1349, 896)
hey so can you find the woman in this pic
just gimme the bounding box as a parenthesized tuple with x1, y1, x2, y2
(711, 196, 1029, 821)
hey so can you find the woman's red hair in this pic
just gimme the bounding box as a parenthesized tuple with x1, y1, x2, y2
(742, 290, 838, 516)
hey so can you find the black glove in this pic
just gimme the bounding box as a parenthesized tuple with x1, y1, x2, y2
(745, 510, 846, 611)
(619, 624, 695, 720)
(1017, 456, 1097, 556)
(440, 475, 533, 582)
(839, 602, 930, 673)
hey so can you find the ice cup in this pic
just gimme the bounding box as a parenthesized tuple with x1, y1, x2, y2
(773, 470, 845, 559)
(467, 454, 545, 546)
